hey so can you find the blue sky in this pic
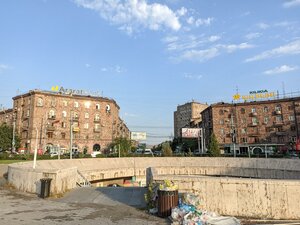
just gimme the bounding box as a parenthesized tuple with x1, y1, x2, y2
(0, 0, 300, 145)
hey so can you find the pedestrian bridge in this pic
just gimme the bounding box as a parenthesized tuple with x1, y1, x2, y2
(7, 157, 300, 220)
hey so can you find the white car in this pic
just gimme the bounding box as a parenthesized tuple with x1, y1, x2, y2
(144, 149, 154, 156)
(91, 151, 101, 158)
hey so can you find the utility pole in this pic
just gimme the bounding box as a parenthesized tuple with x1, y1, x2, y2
(70, 115, 73, 160)
(12, 113, 16, 153)
(33, 127, 38, 169)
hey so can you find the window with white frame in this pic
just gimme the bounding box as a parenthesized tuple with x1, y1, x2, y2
(74, 102, 79, 108)
(251, 107, 256, 113)
(84, 123, 89, 129)
(84, 102, 90, 109)
(63, 100, 68, 107)
(37, 98, 43, 107)
(241, 128, 247, 134)
(96, 104, 100, 110)
(62, 111, 67, 118)
(85, 113, 89, 119)
(264, 117, 269, 124)
(49, 110, 55, 118)
(263, 106, 268, 112)
(289, 115, 295, 121)
(95, 114, 100, 121)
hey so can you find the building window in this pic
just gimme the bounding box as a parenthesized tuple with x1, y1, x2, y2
(220, 129, 224, 135)
(47, 132, 53, 139)
(263, 106, 268, 112)
(241, 118, 246, 124)
(85, 113, 89, 119)
(85, 102, 90, 109)
(275, 105, 281, 112)
(61, 132, 66, 139)
(51, 99, 56, 107)
(252, 117, 258, 125)
(61, 122, 66, 128)
(219, 119, 224, 125)
(96, 104, 100, 110)
(219, 109, 224, 115)
(95, 114, 100, 121)
(289, 115, 295, 121)
(37, 98, 43, 107)
(241, 137, 247, 143)
(106, 104, 111, 113)
(48, 110, 55, 119)
(288, 105, 294, 110)
(276, 116, 283, 122)
(241, 108, 245, 114)
(62, 111, 67, 118)
(241, 128, 247, 134)
(26, 109, 30, 117)
(84, 123, 89, 129)
(264, 117, 269, 124)
(74, 102, 79, 108)
(251, 107, 256, 113)
(63, 100, 68, 107)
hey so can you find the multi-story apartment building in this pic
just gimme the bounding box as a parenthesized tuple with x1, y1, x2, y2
(8, 89, 129, 154)
(201, 97, 300, 154)
(0, 109, 13, 126)
(174, 101, 208, 138)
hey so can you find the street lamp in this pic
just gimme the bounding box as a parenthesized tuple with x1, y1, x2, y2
(33, 127, 38, 169)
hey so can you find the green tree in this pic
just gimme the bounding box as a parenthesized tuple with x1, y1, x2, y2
(208, 133, 220, 157)
(0, 123, 20, 151)
(109, 137, 132, 156)
(162, 141, 173, 156)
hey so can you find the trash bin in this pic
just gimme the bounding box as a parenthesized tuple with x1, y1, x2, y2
(40, 178, 52, 198)
(157, 189, 179, 217)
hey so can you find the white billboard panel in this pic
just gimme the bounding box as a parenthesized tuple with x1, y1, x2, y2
(131, 132, 147, 141)
(182, 128, 200, 138)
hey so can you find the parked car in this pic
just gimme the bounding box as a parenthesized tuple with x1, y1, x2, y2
(134, 149, 143, 155)
(144, 149, 154, 156)
(91, 151, 101, 158)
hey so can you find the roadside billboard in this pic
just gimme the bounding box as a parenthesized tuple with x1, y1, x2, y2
(131, 132, 147, 141)
(182, 128, 201, 138)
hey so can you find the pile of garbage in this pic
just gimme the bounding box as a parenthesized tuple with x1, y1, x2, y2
(170, 193, 240, 225)
(146, 180, 240, 225)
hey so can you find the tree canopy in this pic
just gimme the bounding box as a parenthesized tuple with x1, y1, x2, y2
(0, 123, 20, 151)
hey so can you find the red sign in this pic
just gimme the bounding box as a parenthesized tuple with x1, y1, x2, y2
(182, 128, 201, 138)
(296, 139, 300, 151)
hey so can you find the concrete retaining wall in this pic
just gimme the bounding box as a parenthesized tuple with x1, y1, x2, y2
(150, 173, 300, 219)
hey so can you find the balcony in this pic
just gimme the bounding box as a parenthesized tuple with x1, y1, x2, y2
(72, 126, 80, 132)
(248, 122, 258, 127)
(72, 116, 79, 121)
(48, 115, 56, 120)
(94, 119, 100, 123)
(275, 131, 287, 136)
(250, 112, 257, 117)
(273, 121, 284, 126)
(46, 125, 55, 131)
(94, 128, 101, 133)
(274, 110, 282, 115)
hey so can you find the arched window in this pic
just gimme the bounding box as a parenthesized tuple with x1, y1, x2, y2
(106, 104, 111, 113)
(85, 112, 89, 119)
(95, 114, 100, 121)
(96, 104, 100, 110)
(49, 110, 55, 119)
(74, 102, 79, 108)
(37, 97, 43, 107)
(93, 144, 101, 152)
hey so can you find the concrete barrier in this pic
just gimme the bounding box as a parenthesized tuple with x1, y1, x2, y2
(7, 157, 300, 219)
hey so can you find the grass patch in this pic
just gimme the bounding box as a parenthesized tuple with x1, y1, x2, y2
(0, 160, 28, 164)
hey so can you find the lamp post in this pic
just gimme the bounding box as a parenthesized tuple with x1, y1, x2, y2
(33, 127, 38, 169)
(12, 113, 16, 153)
(70, 116, 73, 160)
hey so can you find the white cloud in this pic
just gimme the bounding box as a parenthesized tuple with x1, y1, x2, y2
(0, 64, 9, 73)
(257, 22, 269, 29)
(186, 16, 214, 27)
(283, 0, 300, 8)
(101, 65, 126, 73)
(263, 65, 298, 75)
(162, 35, 179, 43)
(176, 7, 187, 16)
(124, 112, 138, 117)
(245, 39, 300, 62)
(208, 35, 221, 42)
(181, 48, 219, 62)
(183, 73, 203, 80)
(220, 43, 254, 53)
(245, 32, 261, 40)
(85, 63, 91, 68)
(74, 0, 181, 34)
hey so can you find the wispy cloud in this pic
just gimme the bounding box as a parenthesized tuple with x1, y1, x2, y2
(124, 112, 138, 117)
(257, 22, 270, 29)
(101, 65, 126, 73)
(0, 64, 9, 73)
(219, 43, 254, 53)
(74, 0, 181, 34)
(85, 63, 91, 68)
(187, 16, 214, 27)
(245, 39, 300, 62)
(245, 32, 261, 40)
(263, 65, 298, 75)
(283, 0, 300, 8)
(183, 73, 203, 80)
(180, 48, 219, 62)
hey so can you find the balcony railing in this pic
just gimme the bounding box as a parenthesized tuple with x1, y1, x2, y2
(72, 117, 79, 121)
(94, 118, 100, 123)
(48, 115, 56, 120)
(250, 112, 257, 117)
(46, 125, 55, 131)
(94, 128, 101, 133)
(273, 121, 284, 126)
(72, 126, 80, 132)
(274, 110, 282, 115)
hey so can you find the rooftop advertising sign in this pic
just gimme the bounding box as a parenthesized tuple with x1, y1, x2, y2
(182, 128, 201, 138)
(51, 86, 100, 97)
(131, 132, 147, 141)
(233, 90, 276, 101)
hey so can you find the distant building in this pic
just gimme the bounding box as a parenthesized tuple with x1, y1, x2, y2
(1, 89, 130, 154)
(201, 97, 300, 154)
(174, 101, 208, 138)
(0, 109, 13, 126)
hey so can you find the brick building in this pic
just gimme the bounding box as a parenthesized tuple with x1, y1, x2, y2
(201, 97, 300, 154)
(6, 89, 130, 154)
(174, 101, 208, 138)
(0, 109, 13, 126)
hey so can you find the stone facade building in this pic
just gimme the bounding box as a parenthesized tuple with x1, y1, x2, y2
(0, 109, 13, 126)
(174, 102, 208, 138)
(201, 97, 300, 154)
(8, 89, 129, 154)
